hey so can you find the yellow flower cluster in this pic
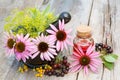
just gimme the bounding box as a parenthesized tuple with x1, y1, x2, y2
(18, 64, 53, 78)
(18, 65, 28, 73)
(4, 6, 57, 38)
(44, 64, 52, 70)
(35, 67, 45, 77)
(35, 64, 52, 78)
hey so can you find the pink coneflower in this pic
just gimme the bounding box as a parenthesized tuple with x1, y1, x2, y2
(47, 20, 72, 51)
(69, 45, 102, 74)
(31, 34, 57, 61)
(15, 34, 34, 62)
(4, 32, 15, 56)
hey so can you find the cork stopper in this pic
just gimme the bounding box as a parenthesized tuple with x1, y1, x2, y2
(77, 25, 92, 38)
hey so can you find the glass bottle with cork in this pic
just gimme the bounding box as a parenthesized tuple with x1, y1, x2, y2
(73, 25, 94, 53)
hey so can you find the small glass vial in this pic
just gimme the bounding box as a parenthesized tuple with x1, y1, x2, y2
(73, 25, 94, 52)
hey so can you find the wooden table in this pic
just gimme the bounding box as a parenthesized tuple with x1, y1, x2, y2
(0, 0, 120, 80)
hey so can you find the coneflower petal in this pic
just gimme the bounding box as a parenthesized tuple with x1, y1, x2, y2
(69, 65, 81, 72)
(40, 53, 44, 61)
(56, 41, 61, 51)
(84, 66, 88, 74)
(31, 51, 39, 59)
(46, 30, 56, 35)
(50, 24, 58, 32)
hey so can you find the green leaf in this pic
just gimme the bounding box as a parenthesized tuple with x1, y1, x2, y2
(103, 61, 114, 70)
(111, 54, 118, 59)
(103, 54, 118, 63)
(42, 5, 50, 15)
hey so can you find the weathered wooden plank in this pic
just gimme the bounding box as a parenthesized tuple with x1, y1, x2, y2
(101, 0, 114, 80)
(110, 0, 120, 80)
(71, 0, 105, 80)
(65, 0, 95, 79)
(50, 0, 73, 14)
(77, 0, 105, 80)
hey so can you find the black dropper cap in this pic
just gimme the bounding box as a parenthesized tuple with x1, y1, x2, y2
(49, 12, 71, 28)
(59, 12, 71, 24)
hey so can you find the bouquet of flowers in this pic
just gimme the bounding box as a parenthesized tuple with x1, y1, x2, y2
(4, 6, 72, 77)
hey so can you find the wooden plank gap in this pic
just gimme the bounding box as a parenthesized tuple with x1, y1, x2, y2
(101, 66, 105, 80)
(42, 0, 49, 5)
(88, 0, 94, 26)
(76, 73, 79, 80)
(107, 0, 113, 46)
